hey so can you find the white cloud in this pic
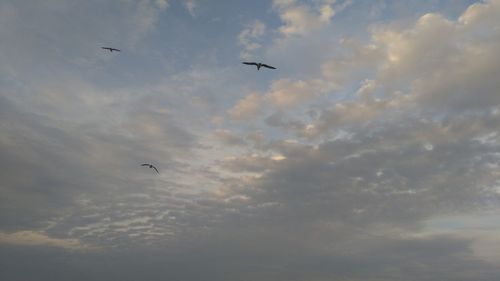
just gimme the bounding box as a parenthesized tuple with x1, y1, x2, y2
(273, 0, 352, 36)
(227, 78, 335, 121)
(458, 0, 500, 26)
(365, 1, 500, 112)
(227, 92, 263, 120)
(266, 79, 319, 108)
(258, 0, 500, 136)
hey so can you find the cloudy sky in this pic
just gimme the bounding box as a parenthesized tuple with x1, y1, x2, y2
(1, 0, 500, 280)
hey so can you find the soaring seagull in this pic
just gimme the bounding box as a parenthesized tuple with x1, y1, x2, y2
(242, 62, 276, 70)
(141, 163, 159, 174)
(101, 47, 121, 52)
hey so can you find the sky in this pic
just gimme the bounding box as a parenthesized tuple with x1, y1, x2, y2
(1, 0, 500, 280)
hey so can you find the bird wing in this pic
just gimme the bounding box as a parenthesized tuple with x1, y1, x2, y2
(112, 48, 121, 52)
(101, 47, 111, 51)
(242, 62, 258, 66)
(261, 64, 276, 69)
(141, 163, 149, 166)
(152, 166, 159, 174)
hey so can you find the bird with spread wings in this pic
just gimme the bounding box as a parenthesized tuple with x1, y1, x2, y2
(242, 62, 276, 70)
(141, 163, 159, 174)
(101, 47, 121, 52)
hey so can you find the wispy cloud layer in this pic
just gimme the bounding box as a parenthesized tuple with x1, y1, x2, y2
(0, 231, 98, 251)
(2, 0, 500, 280)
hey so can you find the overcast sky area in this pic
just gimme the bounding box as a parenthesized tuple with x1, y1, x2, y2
(2, 0, 500, 280)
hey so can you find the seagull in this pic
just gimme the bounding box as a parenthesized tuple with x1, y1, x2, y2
(141, 163, 159, 174)
(101, 47, 121, 52)
(242, 62, 276, 70)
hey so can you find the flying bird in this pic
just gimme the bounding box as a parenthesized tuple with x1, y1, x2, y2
(101, 47, 121, 52)
(141, 163, 159, 174)
(242, 62, 276, 70)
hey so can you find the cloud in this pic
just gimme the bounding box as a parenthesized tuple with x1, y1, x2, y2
(265, 111, 305, 132)
(219, 154, 285, 173)
(266, 79, 320, 108)
(0, 231, 98, 251)
(227, 78, 335, 121)
(3, 1, 500, 280)
(0, 61, 229, 245)
(273, 0, 352, 36)
(227, 92, 263, 120)
(426, 213, 500, 265)
(365, 1, 500, 112)
(254, 0, 500, 137)
(213, 129, 247, 146)
(185, 0, 197, 17)
(156, 0, 170, 9)
(238, 20, 267, 59)
(458, 0, 500, 26)
(214, 4, 500, 278)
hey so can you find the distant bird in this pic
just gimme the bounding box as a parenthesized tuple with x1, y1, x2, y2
(242, 62, 276, 70)
(101, 47, 121, 52)
(141, 163, 159, 174)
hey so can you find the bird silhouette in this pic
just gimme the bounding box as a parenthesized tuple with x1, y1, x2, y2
(242, 62, 276, 70)
(101, 47, 121, 52)
(141, 163, 159, 174)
